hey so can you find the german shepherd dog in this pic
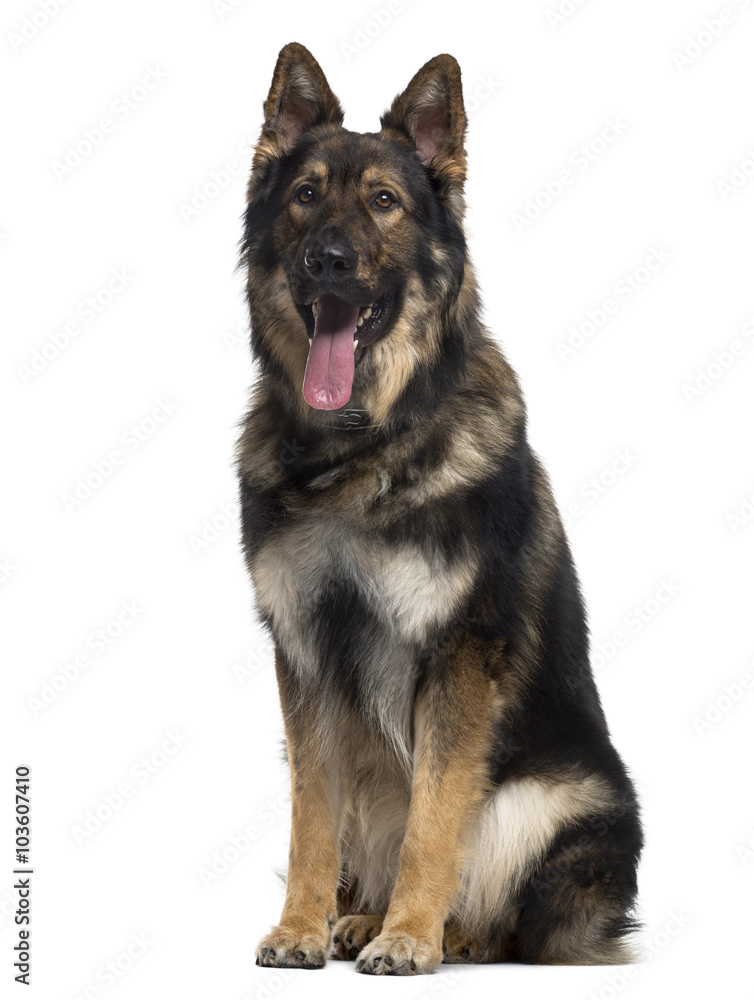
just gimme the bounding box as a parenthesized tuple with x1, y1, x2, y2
(238, 43, 642, 974)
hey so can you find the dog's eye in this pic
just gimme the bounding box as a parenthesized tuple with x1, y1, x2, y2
(296, 187, 315, 204)
(375, 191, 396, 209)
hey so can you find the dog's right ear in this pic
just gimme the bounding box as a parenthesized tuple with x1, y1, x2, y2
(251, 43, 343, 172)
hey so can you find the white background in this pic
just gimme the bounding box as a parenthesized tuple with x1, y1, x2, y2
(2, 0, 753, 998)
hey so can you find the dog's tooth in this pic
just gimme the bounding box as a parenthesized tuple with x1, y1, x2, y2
(308, 337, 312, 345)
(354, 340, 359, 351)
(312, 300, 318, 316)
(357, 316, 364, 327)
(361, 306, 372, 320)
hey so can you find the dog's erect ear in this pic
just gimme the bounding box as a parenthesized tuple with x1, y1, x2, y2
(380, 54, 467, 191)
(252, 43, 344, 169)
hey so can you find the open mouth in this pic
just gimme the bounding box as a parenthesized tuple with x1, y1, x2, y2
(300, 288, 395, 410)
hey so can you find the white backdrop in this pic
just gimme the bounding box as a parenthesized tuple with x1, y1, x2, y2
(2, 1, 753, 998)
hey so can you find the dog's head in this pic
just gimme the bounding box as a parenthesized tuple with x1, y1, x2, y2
(243, 43, 473, 426)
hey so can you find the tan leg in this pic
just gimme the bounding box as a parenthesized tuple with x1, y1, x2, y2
(255, 653, 340, 969)
(356, 649, 502, 975)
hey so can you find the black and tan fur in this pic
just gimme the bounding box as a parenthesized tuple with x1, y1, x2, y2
(238, 43, 642, 974)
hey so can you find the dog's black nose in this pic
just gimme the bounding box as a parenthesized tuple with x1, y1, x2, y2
(304, 242, 357, 280)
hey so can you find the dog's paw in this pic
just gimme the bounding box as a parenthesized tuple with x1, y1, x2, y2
(331, 914, 384, 960)
(441, 922, 486, 963)
(255, 925, 328, 969)
(354, 930, 440, 976)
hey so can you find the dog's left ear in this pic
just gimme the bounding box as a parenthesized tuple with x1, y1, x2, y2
(381, 54, 467, 193)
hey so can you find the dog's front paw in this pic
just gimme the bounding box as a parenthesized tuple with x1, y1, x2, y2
(255, 925, 328, 969)
(355, 930, 440, 976)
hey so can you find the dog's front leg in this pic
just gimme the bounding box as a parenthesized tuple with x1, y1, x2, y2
(255, 652, 340, 969)
(356, 648, 501, 976)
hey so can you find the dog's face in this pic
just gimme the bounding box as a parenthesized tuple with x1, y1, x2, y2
(243, 44, 472, 422)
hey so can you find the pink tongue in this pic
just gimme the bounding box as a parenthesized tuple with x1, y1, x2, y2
(302, 293, 359, 410)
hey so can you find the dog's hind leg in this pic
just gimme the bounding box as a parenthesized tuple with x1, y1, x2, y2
(511, 812, 643, 965)
(441, 920, 515, 964)
(331, 914, 384, 960)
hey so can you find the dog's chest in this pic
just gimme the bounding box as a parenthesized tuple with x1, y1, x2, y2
(251, 511, 476, 676)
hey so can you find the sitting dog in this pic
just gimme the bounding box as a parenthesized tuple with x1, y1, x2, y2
(238, 43, 642, 974)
